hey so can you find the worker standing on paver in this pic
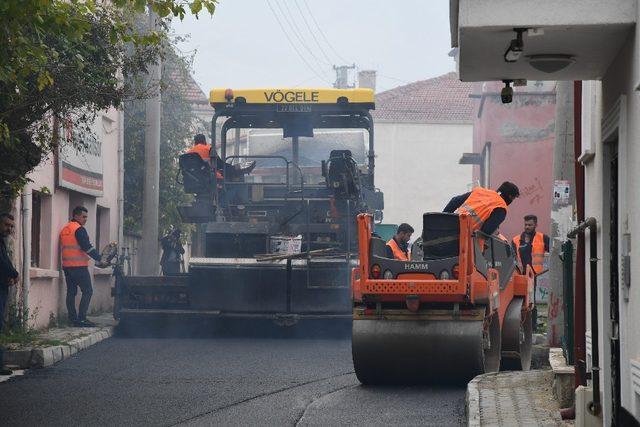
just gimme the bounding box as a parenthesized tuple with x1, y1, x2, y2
(385, 223, 414, 260)
(160, 228, 184, 276)
(60, 206, 107, 327)
(512, 214, 550, 274)
(443, 181, 520, 235)
(0, 213, 18, 375)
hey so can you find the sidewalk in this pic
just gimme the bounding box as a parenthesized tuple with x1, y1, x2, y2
(467, 369, 573, 426)
(2, 313, 116, 372)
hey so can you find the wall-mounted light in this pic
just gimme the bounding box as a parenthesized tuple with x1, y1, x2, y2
(504, 28, 526, 63)
(527, 54, 575, 73)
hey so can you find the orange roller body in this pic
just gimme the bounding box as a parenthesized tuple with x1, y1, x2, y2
(350, 213, 535, 384)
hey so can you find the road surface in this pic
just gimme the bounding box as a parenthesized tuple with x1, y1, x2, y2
(0, 334, 466, 426)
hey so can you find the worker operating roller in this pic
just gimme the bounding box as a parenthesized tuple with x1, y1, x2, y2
(351, 183, 534, 383)
(443, 181, 520, 235)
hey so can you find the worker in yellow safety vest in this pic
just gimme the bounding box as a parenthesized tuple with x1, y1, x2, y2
(385, 223, 414, 261)
(512, 214, 549, 274)
(60, 206, 108, 327)
(443, 181, 520, 236)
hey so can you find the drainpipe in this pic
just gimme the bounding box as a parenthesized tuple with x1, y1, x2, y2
(568, 218, 600, 416)
(20, 188, 31, 324)
(573, 80, 587, 387)
(117, 108, 125, 247)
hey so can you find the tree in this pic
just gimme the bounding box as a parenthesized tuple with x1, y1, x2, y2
(0, 0, 217, 199)
(123, 47, 202, 236)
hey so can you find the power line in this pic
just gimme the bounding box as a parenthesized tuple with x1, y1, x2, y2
(300, 0, 351, 65)
(265, 0, 331, 85)
(292, 75, 319, 88)
(293, 0, 333, 66)
(275, 0, 331, 69)
(377, 73, 411, 85)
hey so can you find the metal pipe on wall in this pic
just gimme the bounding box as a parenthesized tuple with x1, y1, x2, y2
(20, 188, 31, 323)
(117, 108, 125, 247)
(573, 80, 587, 387)
(568, 217, 600, 416)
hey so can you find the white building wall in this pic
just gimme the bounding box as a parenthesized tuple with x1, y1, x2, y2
(373, 121, 473, 236)
(583, 14, 640, 422)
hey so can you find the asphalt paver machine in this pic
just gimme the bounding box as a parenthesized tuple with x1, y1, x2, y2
(351, 212, 535, 383)
(114, 88, 383, 327)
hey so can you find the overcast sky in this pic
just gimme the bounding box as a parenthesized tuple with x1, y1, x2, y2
(171, 0, 454, 94)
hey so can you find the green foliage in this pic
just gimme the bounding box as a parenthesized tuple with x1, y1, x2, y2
(123, 48, 197, 237)
(1, 303, 40, 342)
(0, 0, 217, 199)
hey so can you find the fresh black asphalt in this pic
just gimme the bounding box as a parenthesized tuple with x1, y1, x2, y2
(0, 334, 466, 426)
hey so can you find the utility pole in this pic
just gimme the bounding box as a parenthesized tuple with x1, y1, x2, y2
(140, 9, 161, 275)
(548, 81, 576, 346)
(333, 64, 356, 89)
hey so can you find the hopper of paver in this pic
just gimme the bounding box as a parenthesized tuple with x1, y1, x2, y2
(350, 212, 535, 384)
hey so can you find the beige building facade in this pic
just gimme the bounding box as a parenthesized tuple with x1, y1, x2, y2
(372, 73, 474, 234)
(9, 108, 124, 329)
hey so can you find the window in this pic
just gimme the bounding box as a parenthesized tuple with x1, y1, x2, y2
(31, 191, 42, 267)
(96, 206, 110, 251)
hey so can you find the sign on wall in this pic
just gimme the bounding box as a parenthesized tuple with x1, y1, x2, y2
(553, 179, 571, 206)
(58, 116, 104, 196)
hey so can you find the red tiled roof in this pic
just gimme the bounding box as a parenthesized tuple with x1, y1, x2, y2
(373, 72, 474, 123)
(164, 58, 210, 107)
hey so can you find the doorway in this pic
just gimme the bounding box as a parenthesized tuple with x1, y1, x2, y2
(608, 141, 621, 425)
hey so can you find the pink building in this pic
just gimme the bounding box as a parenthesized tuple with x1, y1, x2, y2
(462, 81, 556, 241)
(10, 108, 124, 329)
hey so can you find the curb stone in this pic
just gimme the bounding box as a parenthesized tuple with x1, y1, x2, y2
(4, 326, 113, 369)
(466, 370, 565, 426)
(466, 372, 499, 426)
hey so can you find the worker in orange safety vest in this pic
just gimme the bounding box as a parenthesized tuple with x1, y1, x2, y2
(443, 181, 520, 236)
(512, 214, 549, 274)
(385, 223, 414, 261)
(186, 134, 224, 181)
(60, 206, 108, 327)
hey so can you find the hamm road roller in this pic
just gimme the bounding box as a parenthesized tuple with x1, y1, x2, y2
(351, 212, 535, 384)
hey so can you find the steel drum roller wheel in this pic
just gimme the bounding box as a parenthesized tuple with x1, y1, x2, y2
(483, 312, 502, 373)
(500, 297, 533, 371)
(352, 313, 500, 384)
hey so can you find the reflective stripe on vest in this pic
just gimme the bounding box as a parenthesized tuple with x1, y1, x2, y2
(455, 187, 508, 232)
(513, 232, 545, 274)
(60, 221, 90, 267)
(386, 238, 409, 261)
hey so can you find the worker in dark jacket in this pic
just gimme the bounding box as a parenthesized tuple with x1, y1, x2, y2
(443, 181, 520, 236)
(160, 228, 184, 276)
(0, 213, 18, 375)
(60, 206, 107, 327)
(386, 223, 414, 260)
